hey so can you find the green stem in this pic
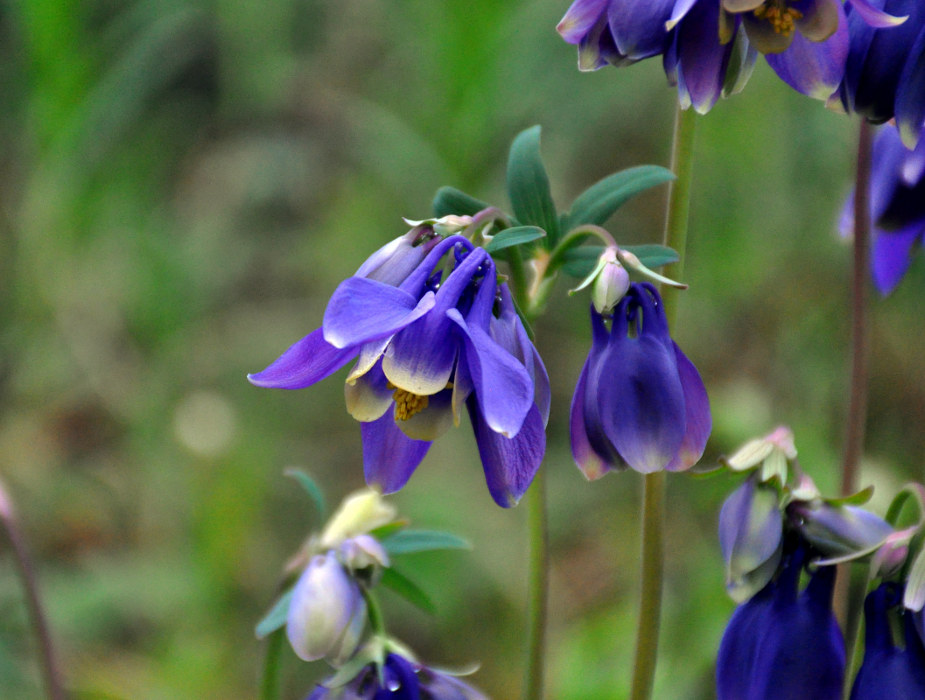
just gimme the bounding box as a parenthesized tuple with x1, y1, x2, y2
(629, 103, 697, 700)
(260, 629, 285, 700)
(838, 119, 874, 695)
(522, 467, 549, 700)
(0, 480, 66, 700)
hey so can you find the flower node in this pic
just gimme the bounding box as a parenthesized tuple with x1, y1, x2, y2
(754, 1, 803, 36)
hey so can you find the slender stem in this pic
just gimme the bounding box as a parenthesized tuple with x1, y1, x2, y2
(522, 467, 549, 700)
(260, 629, 284, 700)
(629, 104, 697, 700)
(837, 118, 874, 664)
(0, 481, 66, 700)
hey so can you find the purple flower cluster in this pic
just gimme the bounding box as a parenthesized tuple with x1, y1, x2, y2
(558, 0, 905, 112)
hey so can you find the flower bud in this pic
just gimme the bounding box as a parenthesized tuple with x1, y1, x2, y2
(320, 489, 397, 549)
(719, 474, 783, 603)
(591, 247, 630, 314)
(340, 534, 390, 585)
(354, 226, 440, 287)
(286, 553, 366, 662)
(792, 502, 893, 560)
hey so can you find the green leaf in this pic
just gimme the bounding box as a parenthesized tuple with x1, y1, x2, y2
(566, 165, 675, 229)
(380, 567, 436, 614)
(283, 468, 326, 518)
(368, 520, 409, 541)
(621, 244, 680, 269)
(432, 186, 491, 218)
(381, 529, 471, 555)
(823, 485, 875, 508)
(506, 126, 559, 247)
(484, 226, 546, 254)
(255, 588, 294, 639)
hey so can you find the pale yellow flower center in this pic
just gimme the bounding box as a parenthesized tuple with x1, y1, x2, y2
(754, 1, 803, 35)
(390, 384, 429, 421)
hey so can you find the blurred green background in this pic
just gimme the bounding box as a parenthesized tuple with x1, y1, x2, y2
(2, 1, 925, 698)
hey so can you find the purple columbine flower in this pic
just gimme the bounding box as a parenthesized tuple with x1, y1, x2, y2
(248, 234, 546, 507)
(569, 282, 710, 477)
(307, 653, 488, 700)
(841, 123, 925, 294)
(850, 583, 925, 699)
(838, 0, 924, 148)
(716, 545, 845, 700)
(558, 0, 901, 110)
(557, 0, 756, 113)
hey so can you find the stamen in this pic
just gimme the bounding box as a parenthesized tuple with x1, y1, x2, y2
(753, 1, 803, 35)
(390, 384, 430, 421)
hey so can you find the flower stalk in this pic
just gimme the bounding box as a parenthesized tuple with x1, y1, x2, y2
(0, 479, 65, 700)
(629, 103, 697, 700)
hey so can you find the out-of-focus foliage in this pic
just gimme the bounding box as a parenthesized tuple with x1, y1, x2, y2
(1, 1, 924, 698)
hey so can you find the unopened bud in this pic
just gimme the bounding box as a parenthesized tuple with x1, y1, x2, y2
(320, 489, 397, 549)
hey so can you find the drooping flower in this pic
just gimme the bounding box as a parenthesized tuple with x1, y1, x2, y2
(307, 652, 488, 700)
(569, 282, 710, 477)
(286, 552, 368, 664)
(841, 123, 925, 294)
(716, 545, 845, 700)
(248, 232, 545, 506)
(557, 0, 757, 113)
(850, 583, 925, 699)
(558, 0, 903, 110)
(838, 0, 924, 148)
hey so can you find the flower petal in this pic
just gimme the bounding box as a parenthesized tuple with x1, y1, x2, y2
(764, 14, 848, 98)
(872, 222, 923, 295)
(793, 0, 841, 42)
(598, 307, 686, 473)
(248, 328, 358, 389)
(664, 342, 711, 471)
(896, 27, 925, 148)
(394, 387, 455, 441)
(344, 364, 393, 422)
(607, 0, 676, 60)
(382, 248, 488, 395)
(361, 413, 431, 493)
(570, 355, 625, 479)
(468, 399, 545, 508)
(322, 277, 436, 350)
(846, 0, 909, 28)
(673, 0, 736, 113)
(557, 0, 609, 44)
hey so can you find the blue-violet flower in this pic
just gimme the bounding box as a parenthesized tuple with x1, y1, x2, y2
(248, 232, 548, 507)
(838, 0, 924, 148)
(307, 652, 488, 700)
(569, 282, 710, 477)
(716, 545, 845, 699)
(841, 123, 925, 294)
(850, 583, 925, 699)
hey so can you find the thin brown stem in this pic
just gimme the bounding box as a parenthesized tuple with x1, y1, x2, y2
(0, 480, 66, 700)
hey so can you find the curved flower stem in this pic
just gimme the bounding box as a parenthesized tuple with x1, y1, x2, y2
(522, 466, 549, 700)
(629, 104, 697, 700)
(837, 119, 874, 687)
(0, 480, 66, 700)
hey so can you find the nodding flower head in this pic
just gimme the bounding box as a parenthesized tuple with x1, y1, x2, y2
(569, 282, 711, 478)
(249, 232, 547, 506)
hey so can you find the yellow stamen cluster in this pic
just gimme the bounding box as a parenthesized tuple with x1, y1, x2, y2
(754, 1, 803, 35)
(391, 386, 429, 421)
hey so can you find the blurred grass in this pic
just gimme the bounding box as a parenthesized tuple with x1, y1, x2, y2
(1, 0, 925, 698)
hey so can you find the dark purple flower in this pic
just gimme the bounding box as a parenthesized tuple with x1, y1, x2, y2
(716, 546, 845, 700)
(248, 234, 545, 506)
(569, 283, 710, 477)
(841, 123, 925, 294)
(850, 583, 925, 699)
(307, 653, 487, 700)
(557, 0, 755, 113)
(838, 0, 925, 148)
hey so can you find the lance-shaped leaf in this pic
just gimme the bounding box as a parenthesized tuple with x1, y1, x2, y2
(256, 588, 295, 638)
(565, 165, 675, 229)
(506, 126, 559, 247)
(380, 529, 471, 555)
(432, 186, 492, 218)
(483, 226, 546, 254)
(380, 567, 436, 614)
